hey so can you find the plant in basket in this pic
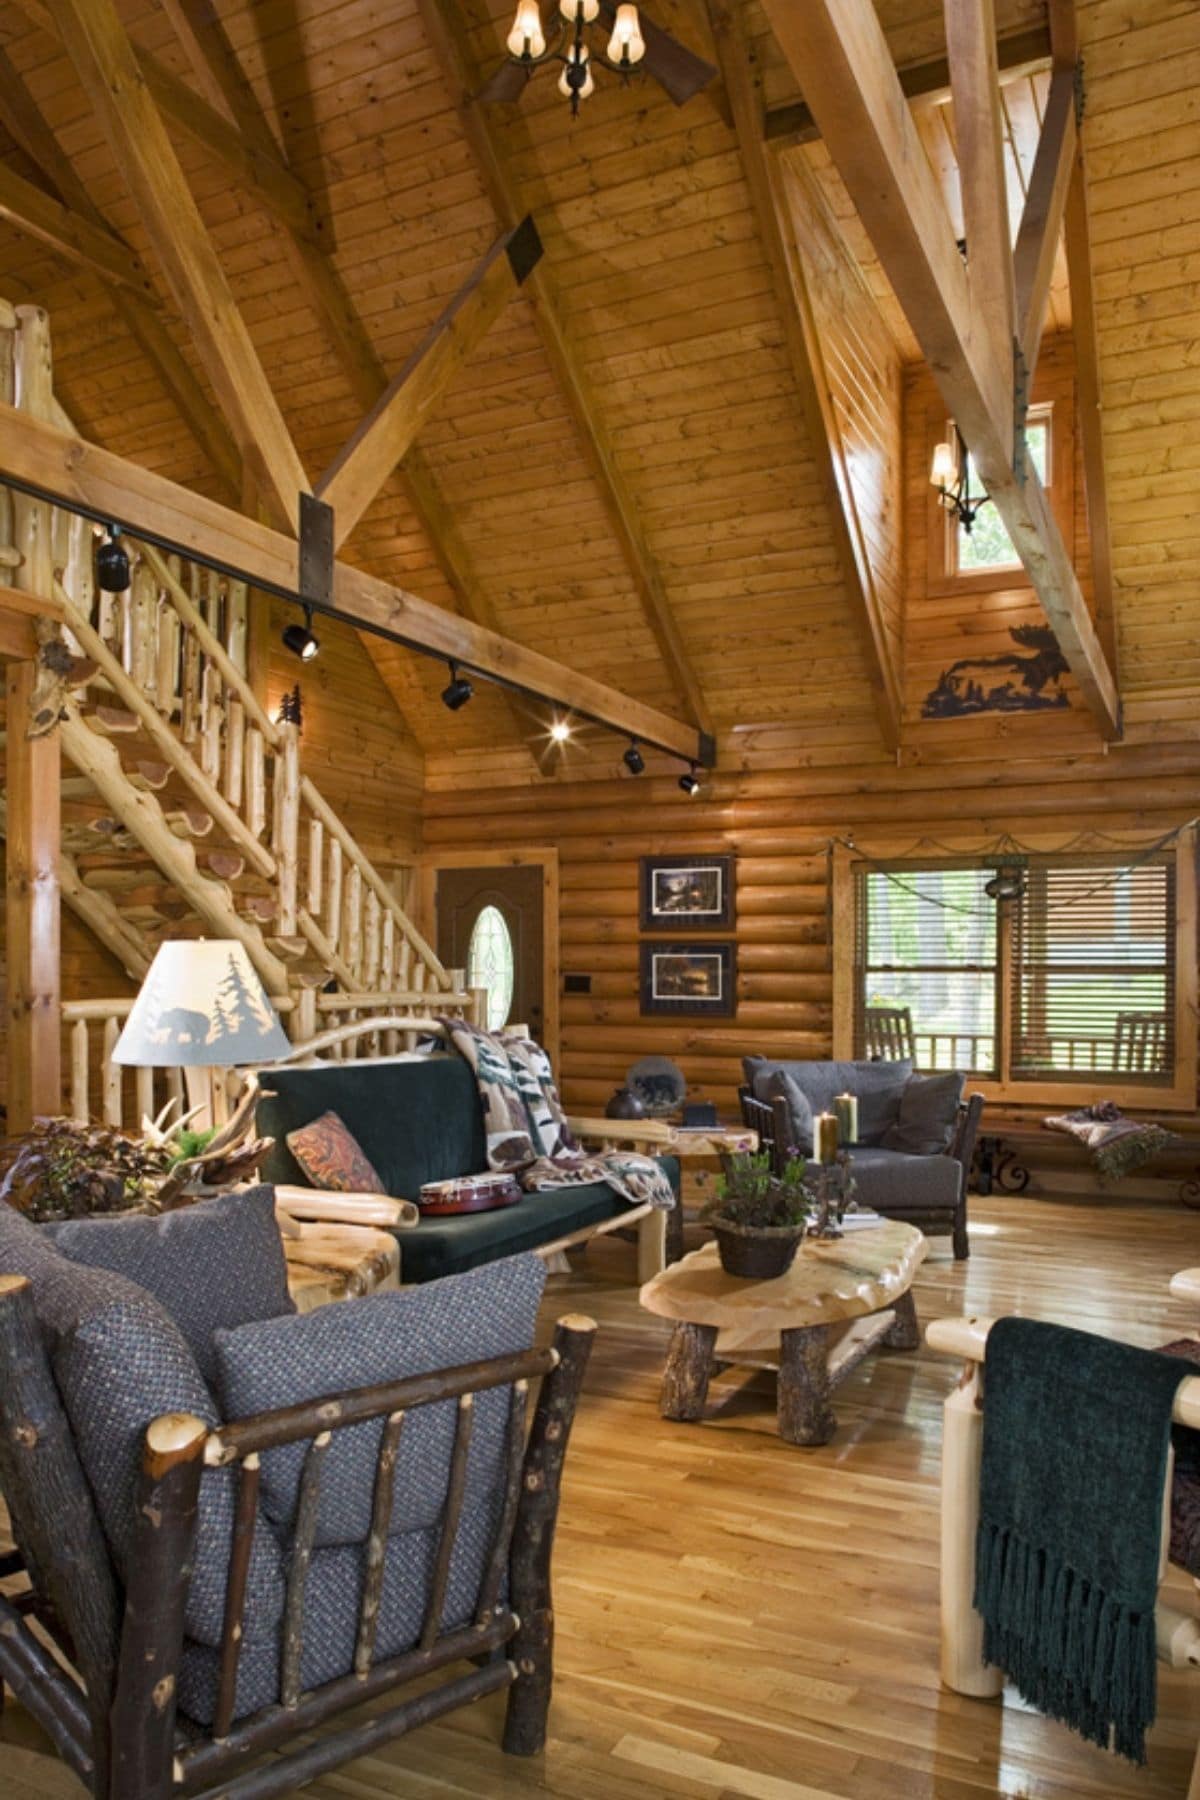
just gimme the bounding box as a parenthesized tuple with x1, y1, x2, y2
(0, 1117, 169, 1223)
(701, 1149, 811, 1278)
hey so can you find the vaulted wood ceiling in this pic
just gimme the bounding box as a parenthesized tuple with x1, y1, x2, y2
(0, 0, 1195, 767)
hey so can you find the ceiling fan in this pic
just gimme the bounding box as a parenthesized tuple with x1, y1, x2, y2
(479, 0, 718, 114)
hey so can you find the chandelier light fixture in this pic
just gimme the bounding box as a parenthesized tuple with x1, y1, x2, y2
(929, 423, 994, 535)
(504, 1, 646, 115)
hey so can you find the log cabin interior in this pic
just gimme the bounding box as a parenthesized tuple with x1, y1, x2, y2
(0, 0, 1199, 1795)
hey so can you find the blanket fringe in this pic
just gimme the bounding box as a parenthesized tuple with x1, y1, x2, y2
(975, 1520, 1158, 1763)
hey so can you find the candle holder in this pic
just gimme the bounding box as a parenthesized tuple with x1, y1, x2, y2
(805, 1152, 858, 1239)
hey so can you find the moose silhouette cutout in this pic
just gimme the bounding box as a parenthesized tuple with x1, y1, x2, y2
(922, 623, 1070, 718)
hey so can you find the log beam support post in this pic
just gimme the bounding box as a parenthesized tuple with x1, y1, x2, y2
(6, 661, 61, 1133)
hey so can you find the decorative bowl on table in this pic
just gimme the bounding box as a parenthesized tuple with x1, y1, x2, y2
(626, 1055, 687, 1119)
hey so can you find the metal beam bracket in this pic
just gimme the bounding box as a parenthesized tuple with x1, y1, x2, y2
(1073, 57, 1087, 124)
(298, 491, 334, 609)
(1012, 339, 1030, 486)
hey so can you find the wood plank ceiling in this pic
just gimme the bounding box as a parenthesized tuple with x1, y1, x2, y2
(0, 0, 1195, 757)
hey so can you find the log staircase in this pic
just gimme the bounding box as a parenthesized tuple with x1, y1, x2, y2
(0, 299, 476, 1130)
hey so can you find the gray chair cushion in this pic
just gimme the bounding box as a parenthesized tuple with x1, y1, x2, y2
(849, 1147, 961, 1213)
(744, 1058, 912, 1145)
(47, 1187, 294, 1385)
(213, 1253, 546, 1550)
(884, 1072, 965, 1157)
(178, 1514, 497, 1725)
(0, 1200, 285, 1652)
(756, 1068, 814, 1156)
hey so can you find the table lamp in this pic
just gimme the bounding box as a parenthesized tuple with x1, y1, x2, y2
(113, 939, 292, 1129)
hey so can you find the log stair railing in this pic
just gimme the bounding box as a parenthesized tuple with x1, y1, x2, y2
(0, 298, 475, 1130)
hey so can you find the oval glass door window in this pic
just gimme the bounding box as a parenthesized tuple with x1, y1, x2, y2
(467, 905, 515, 1030)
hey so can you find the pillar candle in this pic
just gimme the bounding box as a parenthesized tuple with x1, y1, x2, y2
(816, 1111, 839, 1164)
(834, 1093, 859, 1145)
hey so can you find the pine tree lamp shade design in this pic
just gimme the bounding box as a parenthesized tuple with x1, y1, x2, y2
(112, 940, 292, 1067)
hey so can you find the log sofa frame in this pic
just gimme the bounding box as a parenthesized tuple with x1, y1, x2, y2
(926, 1304, 1200, 1798)
(0, 1268, 595, 1800)
(738, 1086, 984, 1261)
(234, 1015, 674, 1280)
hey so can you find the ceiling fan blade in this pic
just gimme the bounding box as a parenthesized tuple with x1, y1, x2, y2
(477, 59, 533, 105)
(596, 2, 718, 106)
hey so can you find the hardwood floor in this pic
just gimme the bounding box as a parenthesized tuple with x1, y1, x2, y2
(4, 1192, 1200, 1798)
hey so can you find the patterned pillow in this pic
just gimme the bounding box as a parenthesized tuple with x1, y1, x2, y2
(287, 1111, 383, 1193)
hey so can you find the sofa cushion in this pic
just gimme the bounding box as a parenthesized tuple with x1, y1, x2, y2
(884, 1072, 965, 1157)
(214, 1253, 546, 1549)
(395, 1158, 678, 1283)
(258, 1057, 487, 1201)
(745, 1058, 912, 1145)
(759, 1068, 814, 1157)
(46, 1186, 294, 1386)
(287, 1110, 384, 1195)
(849, 1146, 961, 1213)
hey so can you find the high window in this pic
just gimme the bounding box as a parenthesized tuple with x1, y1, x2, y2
(951, 412, 1051, 576)
(846, 845, 1192, 1099)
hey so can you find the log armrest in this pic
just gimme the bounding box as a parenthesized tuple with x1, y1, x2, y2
(1170, 1268, 1200, 1306)
(567, 1114, 677, 1153)
(274, 1187, 418, 1229)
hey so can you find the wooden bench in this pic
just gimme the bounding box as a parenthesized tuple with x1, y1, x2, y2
(975, 1107, 1200, 1207)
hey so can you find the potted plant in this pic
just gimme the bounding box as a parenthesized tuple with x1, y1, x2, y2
(0, 1117, 169, 1223)
(701, 1150, 811, 1278)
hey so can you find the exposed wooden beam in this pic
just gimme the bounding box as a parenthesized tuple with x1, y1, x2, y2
(0, 161, 162, 300)
(1014, 66, 1077, 378)
(944, 0, 1015, 419)
(10, 0, 315, 243)
(47, 0, 309, 525)
(0, 402, 707, 764)
(412, 0, 715, 743)
(319, 218, 543, 551)
(705, 0, 900, 749)
(764, 24, 1052, 146)
(761, 0, 1120, 740)
(150, 0, 542, 759)
(0, 41, 242, 499)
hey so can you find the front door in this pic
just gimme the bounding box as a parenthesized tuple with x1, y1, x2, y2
(436, 863, 546, 1044)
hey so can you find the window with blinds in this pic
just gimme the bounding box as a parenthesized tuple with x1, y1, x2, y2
(853, 851, 1179, 1088)
(856, 865, 998, 1073)
(1010, 856, 1175, 1084)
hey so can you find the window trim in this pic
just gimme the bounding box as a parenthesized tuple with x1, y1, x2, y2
(832, 832, 1198, 1111)
(944, 406, 1053, 580)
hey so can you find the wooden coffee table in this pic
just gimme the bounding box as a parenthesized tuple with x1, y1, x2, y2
(639, 1220, 927, 1445)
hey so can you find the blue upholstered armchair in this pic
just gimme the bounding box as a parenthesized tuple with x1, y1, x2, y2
(0, 1194, 593, 1800)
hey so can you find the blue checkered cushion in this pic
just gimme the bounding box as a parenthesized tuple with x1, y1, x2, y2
(0, 1200, 285, 1650)
(213, 1254, 546, 1549)
(47, 1187, 294, 1385)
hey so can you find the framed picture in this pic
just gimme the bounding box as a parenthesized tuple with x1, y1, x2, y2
(640, 854, 735, 932)
(640, 941, 737, 1017)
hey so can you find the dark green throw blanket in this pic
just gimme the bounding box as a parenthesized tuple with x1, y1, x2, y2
(976, 1318, 1188, 1762)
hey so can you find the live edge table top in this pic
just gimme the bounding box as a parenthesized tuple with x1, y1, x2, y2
(639, 1220, 927, 1338)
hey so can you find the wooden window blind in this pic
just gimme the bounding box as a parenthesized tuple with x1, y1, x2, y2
(1010, 856, 1176, 1085)
(855, 865, 998, 1073)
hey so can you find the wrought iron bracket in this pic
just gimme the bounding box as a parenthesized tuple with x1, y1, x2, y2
(298, 492, 334, 611)
(1012, 339, 1030, 486)
(1073, 57, 1087, 124)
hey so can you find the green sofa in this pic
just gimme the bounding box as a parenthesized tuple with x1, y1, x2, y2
(257, 1055, 679, 1284)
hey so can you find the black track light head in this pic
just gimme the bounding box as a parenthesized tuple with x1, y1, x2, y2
(623, 739, 645, 776)
(678, 765, 701, 796)
(95, 525, 130, 594)
(441, 662, 474, 711)
(282, 604, 320, 662)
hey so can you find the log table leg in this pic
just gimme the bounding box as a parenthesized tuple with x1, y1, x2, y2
(777, 1324, 837, 1446)
(883, 1288, 920, 1351)
(660, 1322, 717, 1422)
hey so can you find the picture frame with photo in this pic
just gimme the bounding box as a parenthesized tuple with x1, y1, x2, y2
(639, 941, 737, 1017)
(640, 854, 735, 932)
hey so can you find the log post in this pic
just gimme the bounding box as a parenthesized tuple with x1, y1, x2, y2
(660, 1321, 717, 1422)
(777, 1324, 837, 1446)
(109, 1411, 208, 1800)
(941, 1368, 1004, 1699)
(6, 659, 61, 1132)
(503, 1314, 596, 1756)
(276, 717, 301, 934)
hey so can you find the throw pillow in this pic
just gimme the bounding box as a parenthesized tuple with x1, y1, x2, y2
(884, 1071, 966, 1157)
(214, 1252, 547, 1549)
(287, 1111, 384, 1194)
(48, 1186, 294, 1386)
(756, 1068, 814, 1157)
